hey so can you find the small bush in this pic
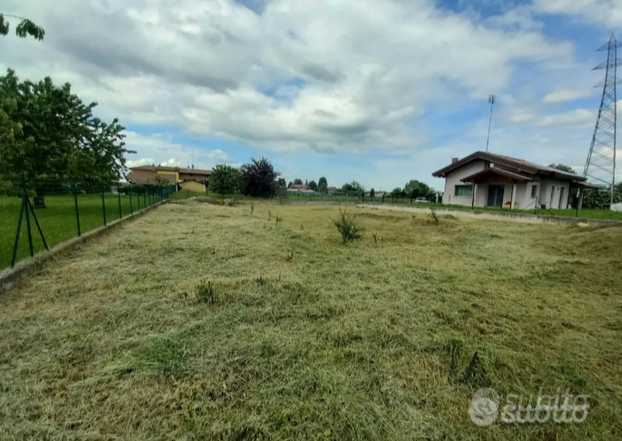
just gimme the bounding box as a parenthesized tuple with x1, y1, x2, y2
(196, 280, 214, 305)
(334, 208, 363, 244)
(429, 208, 439, 225)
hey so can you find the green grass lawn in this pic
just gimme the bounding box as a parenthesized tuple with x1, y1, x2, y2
(0, 193, 161, 270)
(0, 202, 620, 440)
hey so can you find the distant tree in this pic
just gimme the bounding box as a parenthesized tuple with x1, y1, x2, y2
(275, 178, 287, 197)
(342, 181, 365, 193)
(0, 14, 45, 41)
(308, 180, 318, 191)
(391, 187, 403, 197)
(318, 176, 328, 194)
(147, 174, 172, 188)
(404, 180, 430, 199)
(287, 181, 293, 188)
(548, 163, 577, 174)
(240, 157, 280, 198)
(210, 164, 241, 196)
(369, 188, 375, 199)
(293, 178, 303, 185)
(305, 179, 308, 185)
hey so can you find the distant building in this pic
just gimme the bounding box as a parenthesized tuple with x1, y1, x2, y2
(127, 165, 212, 192)
(287, 184, 319, 196)
(432, 151, 597, 210)
(288, 184, 312, 191)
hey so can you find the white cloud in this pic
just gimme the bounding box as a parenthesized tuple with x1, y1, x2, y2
(533, 0, 622, 28)
(0, 0, 575, 155)
(508, 107, 595, 127)
(543, 88, 595, 103)
(123, 131, 233, 170)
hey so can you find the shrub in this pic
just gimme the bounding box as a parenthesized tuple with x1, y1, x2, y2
(429, 208, 439, 225)
(334, 208, 363, 244)
(196, 280, 214, 305)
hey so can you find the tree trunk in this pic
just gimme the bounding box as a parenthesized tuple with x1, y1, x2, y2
(34, 187, 46, 209)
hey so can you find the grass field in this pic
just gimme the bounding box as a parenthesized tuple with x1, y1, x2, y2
(1, 202, 620, 440)
(0, 193, 162, 270)
(3, 191, 621, 271)
(169, 190, 622, 221)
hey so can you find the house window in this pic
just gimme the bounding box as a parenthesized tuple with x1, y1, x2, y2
(530, 185, 538, 198)
(455, 185, 473, 197)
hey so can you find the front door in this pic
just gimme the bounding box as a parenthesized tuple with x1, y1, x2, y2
(488, 185, 505, 207)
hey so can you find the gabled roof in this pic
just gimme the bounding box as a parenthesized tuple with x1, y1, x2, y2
(432, 151, 586, 182)
(461, 168, 533, 183)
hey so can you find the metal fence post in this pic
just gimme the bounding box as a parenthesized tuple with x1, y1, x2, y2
(74, 183, 81, 237)
(11, 191, 26, 267)
(117, 185, 122, 219)
(102, 189, 107, 226)
(129, 191, 133, 215)
(24, 190, 34, 257)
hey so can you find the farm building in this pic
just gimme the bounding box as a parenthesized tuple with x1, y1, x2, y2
(432, 151, 597, 209)
(127, 165, 211, 192)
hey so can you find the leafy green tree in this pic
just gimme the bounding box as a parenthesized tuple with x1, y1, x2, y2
(287, 181, 293, 188)
(0, 14, 45, 40)
(275, 178, 287, 197)
(308, 180, 318, 191)
(210, 164, 241, 196)
(404, 180, 430, 198)
(342, 181, 365, 193)
(318, 176, 328, 194)
(240, 157, 280, 198)
(369, 188, 375, 199)
(548, 163, 577, 174)
(293, 178, 303, 185)
(0, 70, 130, 207)
(391, 187, 403, 197)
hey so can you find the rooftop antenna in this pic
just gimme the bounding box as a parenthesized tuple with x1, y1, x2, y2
(582, 33, 620, 207)
(486, 95, 495, 153)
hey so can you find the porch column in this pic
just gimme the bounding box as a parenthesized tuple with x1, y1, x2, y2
(510, 183, 516, 210)
(472, 183, 478, 208)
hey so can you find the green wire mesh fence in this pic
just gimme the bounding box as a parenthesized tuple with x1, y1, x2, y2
(0, 182, 175, 270)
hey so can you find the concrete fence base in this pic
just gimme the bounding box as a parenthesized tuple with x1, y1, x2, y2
(0, 201, 166, 293)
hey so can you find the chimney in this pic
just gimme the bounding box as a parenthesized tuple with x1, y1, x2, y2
(452, 157, 459, 164)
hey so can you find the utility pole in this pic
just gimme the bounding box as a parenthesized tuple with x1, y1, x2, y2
(486, 95, 495, 153)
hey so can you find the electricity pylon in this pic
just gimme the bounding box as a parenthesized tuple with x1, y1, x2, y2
(583, 34, 621, 206)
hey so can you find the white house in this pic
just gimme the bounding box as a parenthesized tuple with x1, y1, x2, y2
(432, 151, 596, 210)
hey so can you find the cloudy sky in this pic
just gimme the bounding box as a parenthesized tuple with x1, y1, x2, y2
(1, 0, 621, 190)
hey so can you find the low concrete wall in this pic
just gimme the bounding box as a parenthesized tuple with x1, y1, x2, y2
(361, 204, 622, 226)
(0, 201, 166, 293)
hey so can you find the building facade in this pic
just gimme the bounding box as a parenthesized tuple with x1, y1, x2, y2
(127, 165, 212, 192)
(432, 152, 595, 210)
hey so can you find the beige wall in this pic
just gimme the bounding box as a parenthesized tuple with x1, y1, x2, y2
(539, 178, 571, 209)
(181, 181, 206, 193)
(442, 160, 486, 205)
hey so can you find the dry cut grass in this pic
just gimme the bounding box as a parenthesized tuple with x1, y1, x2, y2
(0, 201, 621, 440)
